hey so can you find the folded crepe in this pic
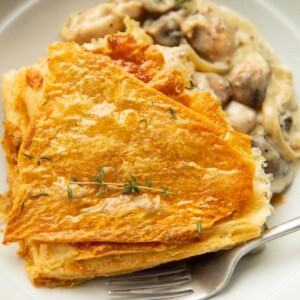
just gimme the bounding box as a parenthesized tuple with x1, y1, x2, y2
(1, 34, 272, 286)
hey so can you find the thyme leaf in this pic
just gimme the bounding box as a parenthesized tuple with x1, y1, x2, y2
(42, 93, 50, 105)
(123, 183, 140, 193)
(37, 156, 53, 165)
(30, 192, 49, 198)
(69, 168, 175, 197)
(130, 174, 137, 182)
(123, 175, 140, 193)
(20, 201, 25, 212)
(146, 180, 153, 188)
(226, 79, 232, 89)
(93, 177, 102, 183)
(97, 181, 103, 197)
(23, 153, 53, 165)
(40, 156, 53, 162)
(98, 166, 105, 180)
(139, 119, 148, 128)
(23, 153, 35, 159)
(71, 176, 80, 182)
(161, 186, 170, 196)
(186, 80, 195, 90)
(169, 107, 177, 119)
(197, 220, 202, 233)
(67, 186, 73, 201)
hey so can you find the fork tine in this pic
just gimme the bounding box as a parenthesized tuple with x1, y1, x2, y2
(108, 286, 193, 299)
(106, 265, 188, 284)
(107, 271, 190, 286)
(107, 277, 191, 289)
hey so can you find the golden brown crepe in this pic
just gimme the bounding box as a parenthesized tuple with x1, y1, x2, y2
(88, 33, 230, 128)
(1, 35, 272, 287)
(4, 41, 255, 244)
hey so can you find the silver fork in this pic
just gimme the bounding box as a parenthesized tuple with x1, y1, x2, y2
(107, 216, 300, 300)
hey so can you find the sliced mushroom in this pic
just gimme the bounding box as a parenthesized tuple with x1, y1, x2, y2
(225, 101, 257, 134)
(192, 72, 231, 106)
(181, 13, 235, 62)
(229, 53, 270, 109)
(251, 134, 294, 193)
(143, 0, 176, 14)
(143, 13, 183, 47)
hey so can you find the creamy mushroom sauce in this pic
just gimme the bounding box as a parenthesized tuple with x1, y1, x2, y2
(61, 0, 300, 194)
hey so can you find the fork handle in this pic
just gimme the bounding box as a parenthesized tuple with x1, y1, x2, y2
(237, 216, 300, 257)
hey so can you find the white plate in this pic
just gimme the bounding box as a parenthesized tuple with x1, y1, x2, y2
(0, 0, 300, 299)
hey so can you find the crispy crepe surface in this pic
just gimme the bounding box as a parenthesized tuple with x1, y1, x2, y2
(1, 36, 272, 286)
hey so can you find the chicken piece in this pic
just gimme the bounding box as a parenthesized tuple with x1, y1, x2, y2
(142, 0, 176, 13)
(61, 2, 143, 44)
(192, 72, 231, 106)
(225, 101, 257, 134)
(181, 12, 235, 62)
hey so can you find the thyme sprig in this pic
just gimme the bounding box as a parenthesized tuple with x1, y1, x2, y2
(69, 168, 175, 197)
(69, 180, 175, 196)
